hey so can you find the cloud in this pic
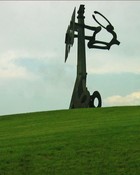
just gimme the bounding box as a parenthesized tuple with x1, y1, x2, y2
(0, 50, 38, 79)
(86, 52, 140, 74)
(0, 48, 74, 115)
(104, 91, 140, 106)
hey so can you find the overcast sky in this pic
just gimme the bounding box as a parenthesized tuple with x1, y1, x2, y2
(0, 1, 140, 115)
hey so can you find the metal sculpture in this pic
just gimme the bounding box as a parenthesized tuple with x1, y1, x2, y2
(65, 4, 120, 109)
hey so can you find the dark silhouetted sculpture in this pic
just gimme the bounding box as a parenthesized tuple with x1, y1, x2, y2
(65, 4, 120, 109)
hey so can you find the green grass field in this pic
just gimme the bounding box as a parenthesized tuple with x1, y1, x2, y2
(0, 106, 140, 175)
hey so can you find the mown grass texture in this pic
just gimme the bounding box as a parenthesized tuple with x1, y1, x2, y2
(0, 106, 140, 175)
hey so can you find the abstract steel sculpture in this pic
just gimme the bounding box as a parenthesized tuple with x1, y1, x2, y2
(65, 4, 120, 109)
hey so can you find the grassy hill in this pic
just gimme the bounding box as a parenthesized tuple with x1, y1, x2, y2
(0, 106, 140, 175)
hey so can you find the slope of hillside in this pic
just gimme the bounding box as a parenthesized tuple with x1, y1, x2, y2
(0, 106, 140, 175)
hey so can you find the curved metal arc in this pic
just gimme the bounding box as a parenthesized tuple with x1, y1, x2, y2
(92, 11, 112, 29)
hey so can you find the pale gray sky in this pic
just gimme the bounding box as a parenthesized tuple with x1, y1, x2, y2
(0, 1, 140, 115)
